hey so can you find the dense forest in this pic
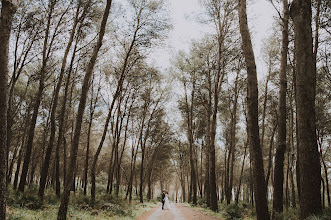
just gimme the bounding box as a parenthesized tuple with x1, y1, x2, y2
(0, 0, 330, 219)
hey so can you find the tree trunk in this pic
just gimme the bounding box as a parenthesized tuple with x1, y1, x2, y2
(290, 0, 322, 218)
(227, 71, 240, 205)
(236, 143, 247, 204)
(184, 80, 197, 205)
(237, 0, 270, 219)
(83, 80, 99, 195)
(320, 149, 330, 207)
(0, 1, 18, 218)
(205, 114, 210, 207)
(7, 135, 21, 183)
(273, 0, 289, 215)
(57, 1, 112, 219)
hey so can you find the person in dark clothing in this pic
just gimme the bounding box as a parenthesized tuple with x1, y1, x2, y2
(161, 189, 166, 209)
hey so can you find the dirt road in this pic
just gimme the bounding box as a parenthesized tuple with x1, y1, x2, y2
(136, 203, 221, 220)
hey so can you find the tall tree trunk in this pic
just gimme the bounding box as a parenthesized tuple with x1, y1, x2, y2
(55, 38, 78, 197)
(227, 71, 240, 205)
(184, 80, 197, 205)
(7, 143, 19, 183)
(205, 111, 210, 207)
(290, 0, 322, 218)
(237, 0, 270, 219)
(261, 66, 270, 151)
(83, 80, 99, 195)
(0, 1, 19, 218)
(285, 151, 290, 209)
(57, 1, 112, 219)
(273, 0, 289, 215)
(289, 84, 296, 208)
(320, 148, 330, 207)
(266, 123, 277, 188)
(236, 143, 247, 204)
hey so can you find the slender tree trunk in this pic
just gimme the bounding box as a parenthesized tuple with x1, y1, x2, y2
(238, 0, 270, 219)
(205, 115, 210, 207)
(13, 145, 23, 189)
(184, 80, 197, 205)
(320, 149, 330, 207)
(236, 143, 247, 204)
(83, 80, 99, 195)
(227, 71, 240, 205)
(55, 41, 77, 197)
(285, 151, 290, 209)
(261, 67, 270, 151)
(57, 1, 112, 219)
(7, 134, 22, 183)
(291, 0, 322, 218)
(273, 0, 289, 215)
(266, 124, 277, 188)
(0, 1, 18, 218)
(289, 86, 296, 208)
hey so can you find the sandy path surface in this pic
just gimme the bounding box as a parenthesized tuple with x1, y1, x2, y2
(136, 203, 221, 220)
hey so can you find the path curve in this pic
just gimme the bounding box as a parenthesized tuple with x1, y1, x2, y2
(136, 203, 221, 220)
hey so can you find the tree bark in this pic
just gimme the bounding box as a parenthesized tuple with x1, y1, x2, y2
(0, 1, 19, 218)
(273, 0, 289, 214)
(290, 0, 322, 218)
(237, 0, 270, 219)
(236, 143, 247, 204)
(183, 80, 197, 205)
(57, 1, 112, 219)
(83, 79, 99, 195)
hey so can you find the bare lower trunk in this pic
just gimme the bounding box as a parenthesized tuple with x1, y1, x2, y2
(273, 0, 289, 215)
(236, 143, 247, 204)
(291, 0, 322, 218)
(0, 1, 18, 218)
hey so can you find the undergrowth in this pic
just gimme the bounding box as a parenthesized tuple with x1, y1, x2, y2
(5, 185, 153, 220)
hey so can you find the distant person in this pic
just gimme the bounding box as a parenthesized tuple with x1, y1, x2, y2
(163, 191, 171, 210)
(161, 189, 166, 209)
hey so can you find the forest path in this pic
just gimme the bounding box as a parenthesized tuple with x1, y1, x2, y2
(136, 203, 221, 220)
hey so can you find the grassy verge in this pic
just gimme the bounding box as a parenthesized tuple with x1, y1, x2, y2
(6, 186, 159, 220)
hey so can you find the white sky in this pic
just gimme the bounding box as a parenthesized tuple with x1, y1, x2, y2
(151, 0, 277, 79)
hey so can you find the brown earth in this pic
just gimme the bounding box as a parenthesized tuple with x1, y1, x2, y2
(136, 203, 222, 220)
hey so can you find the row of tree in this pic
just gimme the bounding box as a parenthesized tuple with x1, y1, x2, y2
(1, 0, 175, 219)
(171, 0, 330, 219)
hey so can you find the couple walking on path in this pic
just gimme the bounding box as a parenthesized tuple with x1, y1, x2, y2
(161, 189, 171, 210)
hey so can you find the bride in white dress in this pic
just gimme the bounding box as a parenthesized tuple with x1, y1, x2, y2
(163, 192, 171, 210)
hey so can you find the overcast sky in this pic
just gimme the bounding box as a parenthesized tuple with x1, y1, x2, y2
(151, 0, 277, 79)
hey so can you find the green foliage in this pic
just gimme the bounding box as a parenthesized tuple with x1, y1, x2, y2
(223, 203, 244, 220)
(280, 207, 299, 220)
(7, 186, 43, 210)
(197, 197, 206, 206)
(306, 207, 331, 220)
